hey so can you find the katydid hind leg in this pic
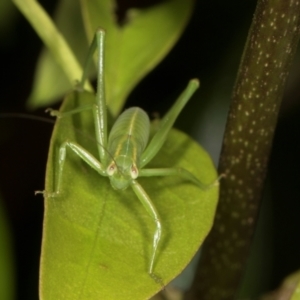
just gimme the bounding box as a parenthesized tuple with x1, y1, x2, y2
(141, 79, 199, 168)
(130, 180, 162, 275)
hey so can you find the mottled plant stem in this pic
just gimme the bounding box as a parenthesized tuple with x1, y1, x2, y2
(186, 0, 300, 299)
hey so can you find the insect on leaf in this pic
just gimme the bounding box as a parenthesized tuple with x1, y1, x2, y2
(40, 91, 219, 300)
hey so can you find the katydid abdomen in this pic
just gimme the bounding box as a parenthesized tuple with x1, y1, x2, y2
(106, 107, 150, 190)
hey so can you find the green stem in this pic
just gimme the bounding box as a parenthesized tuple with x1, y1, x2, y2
(12, 0, 92, 92)
(186, 0, 300, 299)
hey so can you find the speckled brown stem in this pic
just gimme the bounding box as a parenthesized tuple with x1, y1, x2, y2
(185, 0, 300, 299)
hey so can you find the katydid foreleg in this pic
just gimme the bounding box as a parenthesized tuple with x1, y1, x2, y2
(140, 79, 199, 168)
(139, 168, 220, 189)
(41, 140, 107, 197)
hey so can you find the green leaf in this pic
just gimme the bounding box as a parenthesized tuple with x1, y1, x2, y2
(13, 0, 93, 111)
(26, 0, 91, 109)
(81, 0, 195, 116)
(40, 91, 219, 300)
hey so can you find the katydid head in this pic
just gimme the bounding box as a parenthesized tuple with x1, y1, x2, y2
(106, 156, 138, 190)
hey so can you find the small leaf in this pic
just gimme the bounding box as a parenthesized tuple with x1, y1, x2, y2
(13, 0, 93, 109)
(27, 0, 90, 108)
(81, 0, 195, 116)
(40, 91, 219, 300)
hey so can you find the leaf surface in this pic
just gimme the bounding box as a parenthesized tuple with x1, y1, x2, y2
(40, 91, 219, 300)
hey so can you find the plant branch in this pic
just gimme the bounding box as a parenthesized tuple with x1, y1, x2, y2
(186, 0, 300, 298)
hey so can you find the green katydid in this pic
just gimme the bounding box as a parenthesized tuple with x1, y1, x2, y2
(43, 28, 217, 277)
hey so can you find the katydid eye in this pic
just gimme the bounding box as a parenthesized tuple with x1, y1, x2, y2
(107, 163, 116, 176)
(130, 165, 138, 179)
